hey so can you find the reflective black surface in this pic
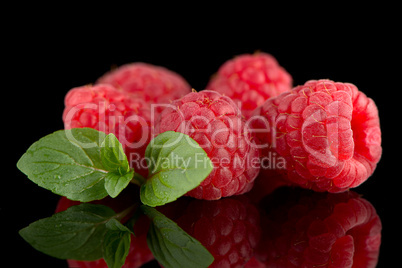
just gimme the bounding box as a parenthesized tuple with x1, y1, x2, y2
(8, 19, 397, 267)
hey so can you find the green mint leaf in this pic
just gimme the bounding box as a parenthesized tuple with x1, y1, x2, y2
(19, 203, 117, 261)
(140, 131, 213, 207)
(141, 205, 214, 268)
(17, 128, 134, 202)
(101, 133, 130, 175)
(103, 230, 131, 268)
(17, 128, 108, 202)
(101, 133, 134, 199)
(105, 218, 134, 234)
(103, 219, 133, 268)
(104, 170, 134, 198)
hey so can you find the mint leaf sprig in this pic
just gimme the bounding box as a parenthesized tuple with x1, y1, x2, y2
(19, 203, 135, 261)
(17, 128, 215, 268)
(17, 128, 133, 202)
(19, 202, 214, 268)
(17, 128, 212, 205)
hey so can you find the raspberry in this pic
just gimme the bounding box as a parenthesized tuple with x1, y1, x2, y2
(251, 79, 382, 192)
(254, 188, 382, 268)
(62, 84, 151, 177)
(97, 62, 191, 106)
(55, 187, 154, 268)
(155, 90, 260, 200)
(174, 196, 261, 268)
(207, 52, 292, 118)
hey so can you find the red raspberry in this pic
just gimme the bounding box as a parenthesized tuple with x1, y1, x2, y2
(251, 79, 382, 192)
(175, 196, 261, 268)
(97, 62, 191, 105)
(55, 188, 154, 268)
(62, 84, 151, 177)
(207, 52, 292, 118)
(254, 188, 382, 268)
(155, 90, 260, 200)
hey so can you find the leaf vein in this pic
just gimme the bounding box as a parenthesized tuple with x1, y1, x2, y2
(31, 160, 108, 174)
(64, 135, 97, 167)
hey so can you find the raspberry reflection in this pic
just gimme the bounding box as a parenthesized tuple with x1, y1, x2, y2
(56, 186, 381, 268)
(55, 187, 154, 268)
(252, 187, 382, 268)
(160, 195, 261, 268)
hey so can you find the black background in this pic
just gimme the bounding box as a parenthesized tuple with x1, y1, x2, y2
(5, 10, 399, 268)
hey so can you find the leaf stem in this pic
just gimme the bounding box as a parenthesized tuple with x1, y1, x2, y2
(114, 203, 138, 222)
(130, 172, 146, 186)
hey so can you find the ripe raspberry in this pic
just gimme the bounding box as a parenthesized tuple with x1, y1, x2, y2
(251, 79, 382, 192)
(207, 52, 292, 118)
(55, 188, 154, 268)
(97, 62, 191, 106)
(155, 90, 260, 200)
(254, 188, 382, 268)
(174, 196, 261, 268)
(62, 84, 151, 177)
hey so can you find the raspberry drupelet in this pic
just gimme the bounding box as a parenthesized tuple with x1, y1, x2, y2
(155, 90, 260, 200)
(97, 62, 191, 106)
(207, 52, 292, 118)
(62, 84, 152, 177)
(251, 79, 382, 192)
